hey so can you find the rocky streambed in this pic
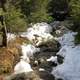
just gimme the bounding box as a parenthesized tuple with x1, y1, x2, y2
(0, 21, 74, 80)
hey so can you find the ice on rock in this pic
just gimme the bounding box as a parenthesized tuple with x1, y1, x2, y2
(14, 59, 33, 74)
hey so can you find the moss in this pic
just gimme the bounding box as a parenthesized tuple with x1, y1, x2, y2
(75, 32, 80, 44)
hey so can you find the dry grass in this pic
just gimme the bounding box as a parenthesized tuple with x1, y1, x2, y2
(0, 36, 32, 75)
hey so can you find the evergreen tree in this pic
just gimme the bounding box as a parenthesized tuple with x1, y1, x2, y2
(49, 0, 69, 20)
(70, 0, 80, 23)
(69, 0, 80, 44)
(30, 0, 53, 23)
(20, 0, 53, 23)
(5, 0, 28, 33)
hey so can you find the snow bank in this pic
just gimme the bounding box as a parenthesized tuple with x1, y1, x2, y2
(21, 22, 53, 46)
(51, 31, 80, 80)
(14, 59, 33, 74)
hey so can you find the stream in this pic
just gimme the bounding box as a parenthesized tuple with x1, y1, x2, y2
(5, 21, 80, 80)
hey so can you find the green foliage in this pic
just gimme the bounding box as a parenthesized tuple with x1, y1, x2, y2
(5, 7, 28, 33)
(69, 0, 80, 44)
(50, 0, 69, 11)
(29, 0, 52, 23)
(75, 32, 80, 44)
(20, 0, 53, 23)
(70, 0, 80, 23)
(3, 0, 54, 33)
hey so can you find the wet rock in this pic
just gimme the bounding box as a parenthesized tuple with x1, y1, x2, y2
(50, 21, 61, 30)
(37, 71, 55, 80)
(5, 72, 40, 80)
(32, 54, 57, 72)
(57, 55, 64, 64)
(57, 78, 63, 80)
(39, 40, 60, 52)
(6, 71, 55, 80)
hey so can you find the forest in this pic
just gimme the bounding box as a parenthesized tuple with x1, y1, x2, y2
(0, 0, 80, 80)
(0, 0, 80, 32)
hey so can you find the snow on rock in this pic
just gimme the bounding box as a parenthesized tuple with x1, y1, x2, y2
(21, 22, 54, 46)
(7, 33, 16, 42)
(51, 31, 80, 80)
(14, 59, 33, 74)
(21, 44, 40, 58)
(47, 56, 58, 64)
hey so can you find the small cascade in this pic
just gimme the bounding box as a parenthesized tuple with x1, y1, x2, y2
(5, 21, 80, 80)
(51, 30, 80, 80)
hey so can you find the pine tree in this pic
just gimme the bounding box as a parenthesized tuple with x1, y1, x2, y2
(30, 0, 52, 23)
(20, 0, 53, 23)
(70, 0, 80, 22)
(5, 0, 28, 33)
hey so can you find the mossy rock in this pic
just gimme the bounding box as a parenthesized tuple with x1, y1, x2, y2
(75, 32, 80, 44)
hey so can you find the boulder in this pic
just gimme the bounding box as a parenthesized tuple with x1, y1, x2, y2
(39, 39, 60, 52)
(20, 22, 53, 45)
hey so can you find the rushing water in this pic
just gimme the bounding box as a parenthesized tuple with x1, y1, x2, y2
(6, 22, 80, 80)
